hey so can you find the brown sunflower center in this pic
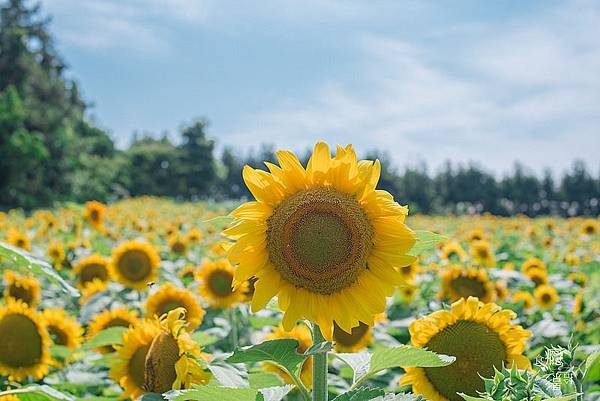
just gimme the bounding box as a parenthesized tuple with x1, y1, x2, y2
(333, 322, 370, 347)
(48, 325, 69, 346)
(585, 225, 594, 234)
(118, 250, 152, 282)
(8, 284, 34, 305)
(171, 241, 186, 254)
(16, 239, 25, 247)
(208, 270, 234, 297)
(156, 301, 186, 317)
(90, 209, 100, 222)
(401, 265, 414, 275)
(0, 314, 43, 367)
(450, 276, 487, 300)
(266, 188, 373, 294)
(541, 293, 552, 304)
(144, 332, 179, 393)
(477, 248, 489, 259)
(129, 344, 151, 388)
(80, 263, 109, 285)
(423, 320, 507, 401)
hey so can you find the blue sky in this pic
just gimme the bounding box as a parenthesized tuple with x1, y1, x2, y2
(41, 0, 600, 174)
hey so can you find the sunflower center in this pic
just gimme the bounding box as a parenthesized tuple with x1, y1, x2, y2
(80, 263, 109, 285)
(585, 225, 594, 234)
(157, 301, 186, 317)
(541, 293, 552, 304)
(267, 188, 373, 294)
(208, 270, 234, 297)
(90, 210, 100, 222)
(401, 265, 414, 275)
(333, 322, 370, 347)
(450, 276, 486, 299)
(129, 344, 151, 388)
(423, 320, 507, 401)
(171, 242, 186, 254)
(0, 314, 43, 367)
(16, 239, 25, 247)
(8, 284, 34, 305)
(48, 325, 69, 346)
(144, 332, 179, 393)
(118, 250, 152, 281)
(477, 248, 489, 259)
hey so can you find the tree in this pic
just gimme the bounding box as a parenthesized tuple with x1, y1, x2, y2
(177, 120, 216, 199)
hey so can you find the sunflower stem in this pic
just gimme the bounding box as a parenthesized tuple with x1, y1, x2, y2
(311, 323, 328, 401)
(230, 308, 239, 349)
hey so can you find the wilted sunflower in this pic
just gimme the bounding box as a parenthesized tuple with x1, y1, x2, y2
(145, 283, 205, 331)
(87, 307, 139, 354)
(110, 240, 160, 290)
(168, 235, 188, 255)
(512, 291, 534, 310)
(223, 142, 416, 336)
(439, 241, 467, 263)
(401, 297, 531, 401)
(580, 219, 598, 235)
(74, 254, 111, 289)
(470, 240, 495, 267)
(0, 300, 52, 380)
(534, 284, 559, 309)
(196, 259, 247, 309)
(524, 267, 548, 287)
(42, 309, 84, 350)
(7, 229, 31, 251)
(143, 308, 211, 393)
(3, 271, 41, 307)
(520, 257, 546, 275)
(439, 266, 496, 303)
(83, 200, 107, 230)
(264, 324, 313, 388)
(110, 319, 162, 400)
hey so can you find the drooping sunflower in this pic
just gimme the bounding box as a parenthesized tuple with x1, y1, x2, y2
(6, 229, 31, 251)
(401, 297, 531, 401)
(470, 240, 495, 267)
(439, 266, 496, 303)
(74, 254, 111, 289)
(145, 284, 205, 331)
(520, 257, 546, 275)
(534, 284, 560, 309)
(264, 324, 313, 388)
(0, 300, 52, 380)
(83, 200, 107, 230)
(580, 219, 598, 235)
(439, 241, 467, 263)
(196, 258, 247, 309)
(3, 271, 41, 307)
(223, 142, 416, 336)
(87, 307, 139, 354)
(110, 240, 160, 290)
(42, 309, 84, 350)
(524, 267, 548, 287)
(512, 291, 534, 310)
(143, 308, 211, 393)
(109, 319, 162, 400)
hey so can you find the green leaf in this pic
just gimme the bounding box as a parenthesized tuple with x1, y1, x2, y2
(542, 396, 580, 401)
(0, 242, 79, 297)
(192, 331, 220, 347)
(407, 231, 447, 257)
(248, 373, 284, 389)
(0, 386, 76, 401)
(50, 345, 72, 360)
(304, 341, 334, 355)
(140, 393, 164, 401)
(335, 352, 371, 385)
(257, 385, 294, 401)
(331, 387, 385, 401)
(584, 351, 600, 383)
(208, 363, 248, 388)
(458, 394, 492, 401)
(83, 326, 127, 350)
(166, 386, 258, 401)
(227, 339, 307, 375)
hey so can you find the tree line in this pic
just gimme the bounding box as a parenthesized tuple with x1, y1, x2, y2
(1, 0, 598, 215)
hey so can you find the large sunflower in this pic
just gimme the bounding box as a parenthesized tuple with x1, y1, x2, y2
(196, 258, 247, 309)
(6, 229, 31, 251)
(401, 297, 531, 401)
(143, 308, 211, 393)
(145, 283, 205, 331)
(110, 319, 162, 400)
(87, 307, 139, 354)
(74, 254, 111, 289)
(0, 300, 52, 380)
(439, 266, 496, 303)
(3, 271, 41, 307)
(223, 142, 416, 336)
(42, 309, 84, 350)
(264, 324, 313, 388)
(110, 240, 160, 290)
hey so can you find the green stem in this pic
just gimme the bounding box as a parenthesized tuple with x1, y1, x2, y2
(312, 323, 328, 401)
(230, 308, 239, 349)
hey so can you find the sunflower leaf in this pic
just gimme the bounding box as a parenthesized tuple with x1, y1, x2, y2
(331, 386, 385, 401)
(304, 341, 334, 355)
(0, 385, 76, 401)
(248, 373, 284, 389)
(407, 231, 446, 257)
(165, 386, 259, 401)
(226, 339, 307, 374)
(458, 394, 492, 401)
(335, 352, 372, 385)
(369, 345, 455, 374)
(0, 242, 80, 297)
(257, 385, 294, 401)
(82, 326, 127, 350)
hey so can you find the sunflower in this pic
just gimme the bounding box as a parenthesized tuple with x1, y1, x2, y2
(0, 395, 19, 401)
(466, 228, 485, 242)
(264, 324, 312, 388)
(3, 271, 41, 307)
(580, 219, 598, 235)
(439, 241, 467, 263)
(521, 257, 546, 275)
(494, 282, 509, 301)
(573, 290, 584, 317)
(567, 272, 587, 287)
(110, 319, 162, 400)
(399, 283, 418, 303)
(401, 297, 531, 401)
(534, 284, 559, 309)
(178, 264, 198, 281)
(110, 240, 160, 290)
(333, 321, 375, 353)
(42, 309, 84, 350)
(47, 241, 65, 266)
(439, 266, 496, 303)
(6, 229, 31, 251)
(196, 259, 247, 309)
(185, 228, 203, 244)
(564, 252, 580, 266)
(143, 308, 211, 393)
(223, 142, 416, 337)
(168, 235, 188, 256)
(87, 307, 139, 354)
(145, 284, 205, 331)
(83, 200, 107, 230)
(512, 291, 534, 310)
(79, 278, 109, 304)
(524, 267, 548, 287)
(74, 254, 111, 289)
(470, 240, 495, 267)
(397, 260, 419, 281)
(0, 300, 52, 380)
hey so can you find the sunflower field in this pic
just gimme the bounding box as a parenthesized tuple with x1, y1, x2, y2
(0, 143, 598, 401)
